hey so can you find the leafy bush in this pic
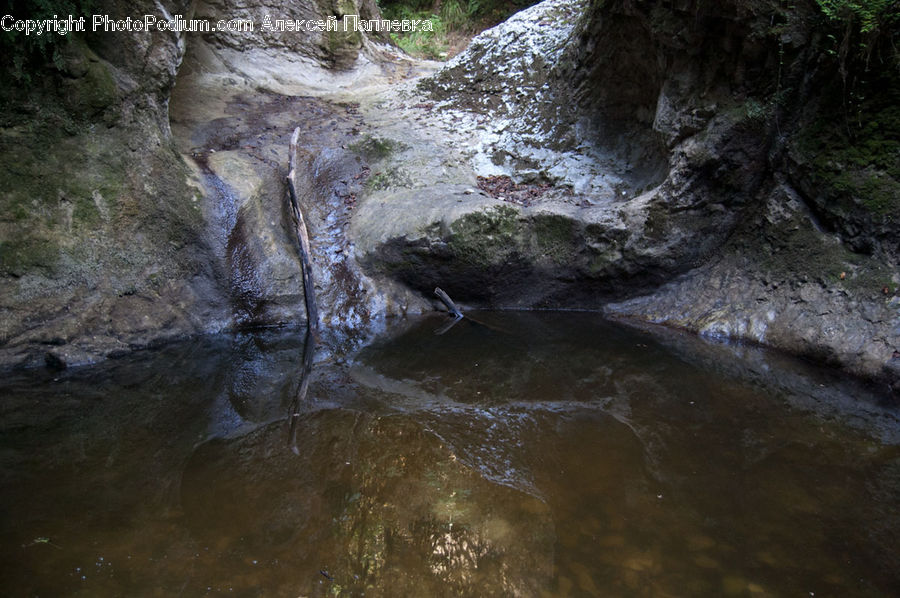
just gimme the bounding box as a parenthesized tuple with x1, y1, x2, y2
(816, 0, 899, 34)
(379, 0, 536, 59)
(814, 0, 900, 70)
(380, 3, 447, 58)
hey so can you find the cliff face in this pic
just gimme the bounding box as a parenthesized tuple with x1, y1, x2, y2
(392, 0, 791, 303)
(361, 0, 899, 391)
(569, 0, 900, 389)
(0, 0, 391, 367)
(0, 0, 215, 367)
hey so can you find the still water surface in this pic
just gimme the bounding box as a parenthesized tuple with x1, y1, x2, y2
(1, 313, 899, 597)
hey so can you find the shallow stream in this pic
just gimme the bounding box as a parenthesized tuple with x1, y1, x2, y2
(2, 312, 899, 596)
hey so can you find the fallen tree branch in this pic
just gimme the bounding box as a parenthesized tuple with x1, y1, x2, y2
(287, 127, 319, 333)
(433, 287, 512, 335)
(288, 325, 316, 454)
(434, 287, 464, 319)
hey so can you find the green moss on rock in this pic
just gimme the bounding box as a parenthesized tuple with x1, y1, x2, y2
(365, 166, 412, 190)
(323, 0, 364, 61)
(63, 52, 118, 117)
(449, 205, 520, 267)
(532, 213, 577, 263)
(793, 73, 900, 221)
(0, 237, 60, 276)
(350, 135, 407, 162)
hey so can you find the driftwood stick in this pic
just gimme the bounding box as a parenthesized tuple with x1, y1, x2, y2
(433, 286, 513, 335)
(287, 127, 319, 333)
(434, 287, 463, 319)
(288, 325, 316, 454)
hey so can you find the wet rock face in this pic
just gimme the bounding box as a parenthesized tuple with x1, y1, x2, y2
(1, 0, 896, 390)
(607, 182, 900, 386)
(565, 1, 899, 386)
(0, 0, 401, 367)
(165, 0, 422, 333)
(84, 0, 193, 118)
(0, 0, 230, 368)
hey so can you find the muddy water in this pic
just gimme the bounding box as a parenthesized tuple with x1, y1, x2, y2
(1, 313, 899, 597)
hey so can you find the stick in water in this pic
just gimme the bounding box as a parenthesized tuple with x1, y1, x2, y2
(434, 287, 464, 319)
(433, 287, 511, 335)
(286, 127, 320, 333)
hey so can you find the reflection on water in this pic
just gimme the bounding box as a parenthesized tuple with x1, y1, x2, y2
(1, 313, 899, 596)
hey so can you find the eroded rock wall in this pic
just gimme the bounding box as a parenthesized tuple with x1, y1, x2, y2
(581, 1, 900, 389)
(356, 0, 899, 391)
(0, 0, 395, 367)
(195, 0, 386, 68)
(0, 0, 228, 368)
(168, 0, 422, 332)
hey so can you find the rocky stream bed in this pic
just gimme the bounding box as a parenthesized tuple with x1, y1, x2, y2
(0, 0, 898, 396)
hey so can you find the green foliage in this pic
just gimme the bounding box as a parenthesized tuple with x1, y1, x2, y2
(792, 1, 900, 221)
(379, 0, 536, 59)
(378, 1, 445, 58)
(1, 0, 94, 82)
(816, 0, 899, 34)
(385, 8, 447, 59)
(439, 0, 480, 31)
(814, 0, 900, 70)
